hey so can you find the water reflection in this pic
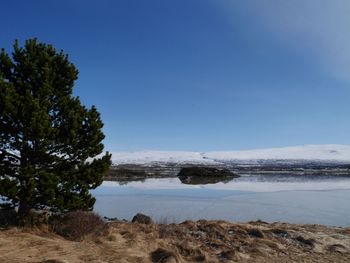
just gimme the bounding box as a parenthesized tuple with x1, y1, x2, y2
(102, 173, 350, 192)
(92, 174, 350, 226)
(178, 175, 235, 185)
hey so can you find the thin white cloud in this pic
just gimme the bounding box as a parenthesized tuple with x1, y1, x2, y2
(222, 0, 350, 81)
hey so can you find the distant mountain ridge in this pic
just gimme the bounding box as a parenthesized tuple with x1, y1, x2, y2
(110, 144, 350, 165)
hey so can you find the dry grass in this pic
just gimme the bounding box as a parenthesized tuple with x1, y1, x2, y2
(0, 219, 350, 262)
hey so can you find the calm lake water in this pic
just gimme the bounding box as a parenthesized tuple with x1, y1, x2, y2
(92, 174, 350, 226)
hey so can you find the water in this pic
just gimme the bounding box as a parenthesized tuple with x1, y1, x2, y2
(92, 174, 350, 226)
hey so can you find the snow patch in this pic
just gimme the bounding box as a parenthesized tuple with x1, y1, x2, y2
(110, 150, 218, 165)
(110, 145, 350, 165)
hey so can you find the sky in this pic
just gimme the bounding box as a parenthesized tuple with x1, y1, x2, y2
(1, 0, 350, 151)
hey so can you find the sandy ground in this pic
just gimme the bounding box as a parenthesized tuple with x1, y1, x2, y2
(0, 220, 349, 263)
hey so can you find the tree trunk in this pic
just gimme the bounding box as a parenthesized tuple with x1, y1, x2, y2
(18, 202, 31, 225)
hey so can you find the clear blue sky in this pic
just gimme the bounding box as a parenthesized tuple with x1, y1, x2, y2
(1, 0, 350, 151)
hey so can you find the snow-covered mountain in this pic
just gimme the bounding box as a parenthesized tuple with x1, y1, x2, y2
(110, 144, 350, 165)
(111, 150, 216, 165)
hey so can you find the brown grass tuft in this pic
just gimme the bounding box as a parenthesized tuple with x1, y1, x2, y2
(49, 211, 107, 241)
(0, 208, 18, 228)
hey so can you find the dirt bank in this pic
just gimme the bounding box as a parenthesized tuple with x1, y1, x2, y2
(0, 220, 349, 262)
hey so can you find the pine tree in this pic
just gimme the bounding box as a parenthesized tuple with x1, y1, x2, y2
(0, 39, 111, 220)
